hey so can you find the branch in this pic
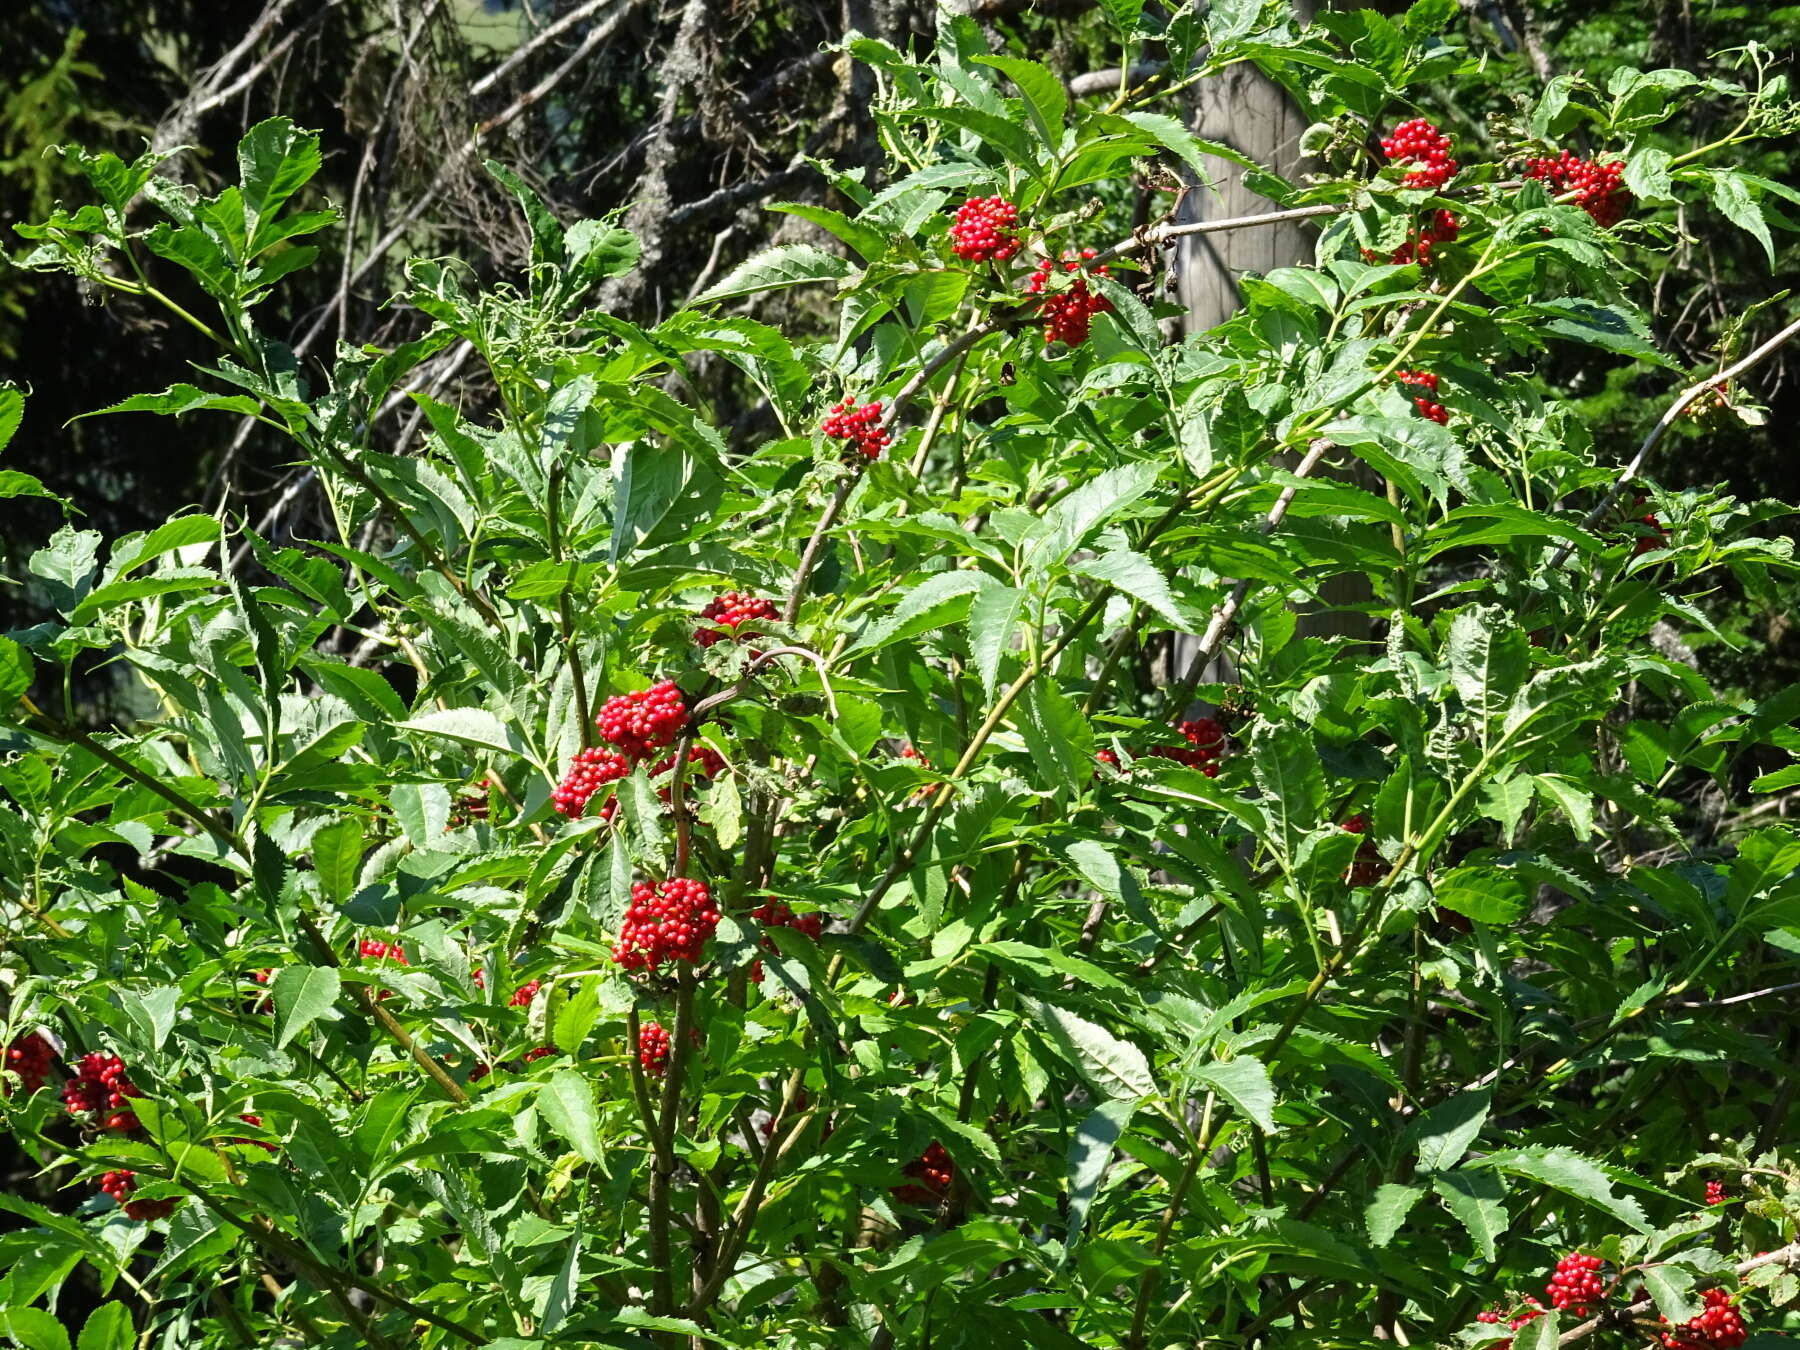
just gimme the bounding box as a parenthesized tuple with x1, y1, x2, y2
(1549, 310, 1800, 567)
(1068, 61, 1166, 98)
(469, 0, 620, 96)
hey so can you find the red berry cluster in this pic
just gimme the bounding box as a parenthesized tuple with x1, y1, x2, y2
(638, 1021, 672, 1075)
(1095, 748, 1122, 774)
(823, 399, 891, 461)
(1525, 151, 1632, 227)
(1476, 1297, 1544, 1350)
(747, 899, 826, 983)
(1705, 1179, 1728, 1205)
(552, 746, 632, 821)
(509, 979, 541, 1008)
(949, 195, 1022, 262)
(1397, 369, 1449, 424)
(894, 1141, 956, 1205)
(448, 777, 492, 828)
(1389, 209, 1463, 266)
(359, 937, 408, 964)
(1634, 511, 1669, 556)
(1026, 250, 1113, 347)
(695, 592, 778, 649)
(1381, 118, 1457, 188)
(597, 680, 690, 761)
(4, 1033, 53, 1096)
(523, 1045, 557, 1063)
(1662, 1288, 1748, 1349)
(614, 878, 720, 970)
(1546, 1252, 1607, 1316)
(99, 1170, 177, 1222)
(1341, 816, 1385, 887)
(62, 1053, 141, 1132)
(1152, 718, 1226, 777)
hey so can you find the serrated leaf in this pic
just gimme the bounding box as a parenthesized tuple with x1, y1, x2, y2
(271, 965, 340, 1050)
(312, 818, 364, 905)
(768, 203, 887, 263)
(1065, 1099, 1133, 1255)
(238, 117, 323, 254)
(1020, 996, 1154, 1100)
(1484, 1146, 1652, 1232)
(1415, 1089, 1491, 1172)
(537, 1069, 603, 1164)
(1074, 549, 1187, 629)
(968, 584, 1024, 701)
(398, 707, 524, 759)
(1250, 722, 1326, 863)
(1433, 866, 1527, 925)
(1191, 1056, 1278, 1133)
(1642, 1264, 1702, 1323)
(70, 383, 261, 423)
(1119, 110, 1256, 174)
(0, 384, 22, 454)
(1026, 676, 1095, 791)
(973, 55, 1067, 148)
(690, 244, 853, 305)
(120, 985, 179, 1053)
(1366, 1181, 1426, 1247)
(1433, 1170, 1508, 1262)
(6, 1309, 72, 1350)
(76, 1302, 132, 1350)
(1711, 170, 1775, 269)
(849, 570, 993, 653)
(1028, 461, 1160, 572)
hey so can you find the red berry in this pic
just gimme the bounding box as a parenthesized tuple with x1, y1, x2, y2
(696, 591, 779, 649)
(1660, 1287, 1747, 1349)
(1546, 1252, 1607, 1316)
(893, 1141, 956, 1205)
(509, 980, 541, 1008)
(1341, 817, 1384, 886)
(4, 1033, 54, 1096)
(650, 745, 728, 805)
(98, 1170, 177, 1222)
(522, 1046, 557, 1063)
(1397, 370, 1449, 424)
(613, 878, 721, 971)
(596, 681, 689, 761)
(638, 1021, 673, 1076)
(1525, 150, 1631, 227)
(553, 745, 633, 820)
(949, 195, 1022, 262)
(1380, 118, 1458, 189)
(1024, 249, 1112, 347)
(227, 1113, 278, 1152)
(63, 1053, 141, 1123)
(1151, 718, 1225, 775)
(1705, 1180, 1728, 1206)
(822, 399, 891, 461)
(751, 899, 828, 957)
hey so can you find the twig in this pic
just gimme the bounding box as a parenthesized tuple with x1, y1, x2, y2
(469, 0, 619, 96)
(1548, 311, 1800, 568)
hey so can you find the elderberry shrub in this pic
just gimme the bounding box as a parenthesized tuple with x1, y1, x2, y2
(3, 10, 1800, 1349)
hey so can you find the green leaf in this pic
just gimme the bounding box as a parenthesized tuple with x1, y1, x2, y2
(610, 440, 698, 564)
(312, 818, 364, 905)
(1074, 550, 1187, 629)
(120, 985, 179, 1053)
(485, 159, 565, 268)
(6, 1309, 72, 1350)
(1026, 677, 1095, 791)
(849, 570, 993, 654)
(1019, 996, 1155, 1100)
(1484, 1146, 1652, 1232)
(398, 708, 525, 760)
(690, 244, 853, 305)
(0, 636, 31, 708)
(0, 383, 23, 454)
(271, 965, 341, 1050)
(1065, 1099, 1134, 1254)
(1446, 606, 1529, 728)
(1190, 1057, 1278, 1133)
(1432, 866, 1528, 925)
(1531, 299, 1678, 368)
(973, 56, 1068, 149)
(1119, 111, 1257, 175)
(1415, 1088, 1491, 1172)
(1249, 722, 1326, 863)
(1365, 1181, 1425, 1247)
(768, 203, 887, 263)
(238, 117, 323, 254)
(967, 584, 1024, 701)
(1029, 461, 1160, 572)
(1642, 1264, 1702, 1323)
(71, 384, 261, 422)
(1711, 170, 1775, 269)
(76, 1304, 132, 1350)
(1180, 384, 1263, 478)
(1433, 1170, 1509, 1263)
(537, 1068, 604, 1163)
(1511, 1309, 1561, 1350)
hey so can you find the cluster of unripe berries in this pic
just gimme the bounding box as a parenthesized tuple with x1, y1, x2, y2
(1381, 117, 1458, 188)
(1525, 150, 1632, 227)
(1026, 250, 1114, 347)
(613, 877, 720, 970)
(823, 399, 891, 461)
(1397, 369, 1450, 424)
(99, 1170, 176, 1223)
(696, 591, 778, 649)
(893, 1141, 955, 1205)
(949, 195, 1022, 261)
(62, 1052, 142, 1133)
(4, 1033, 53, 1096)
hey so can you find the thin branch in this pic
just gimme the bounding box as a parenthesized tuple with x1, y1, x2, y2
(469, 0, 619, 96)
(1549, 310, 1800, 567)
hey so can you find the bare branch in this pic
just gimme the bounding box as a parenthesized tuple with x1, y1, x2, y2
(469, 0, 621, 97)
